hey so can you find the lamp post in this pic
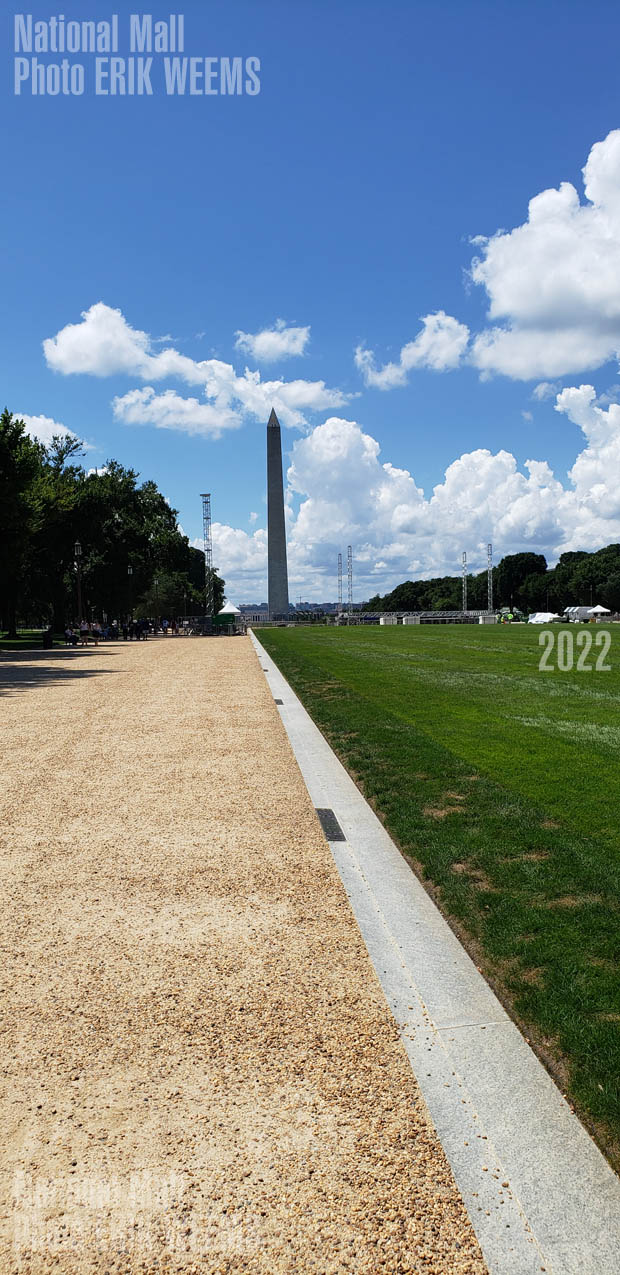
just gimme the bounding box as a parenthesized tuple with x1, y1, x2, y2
(127, 564, 133, 620)
(75, 541, 83, 621)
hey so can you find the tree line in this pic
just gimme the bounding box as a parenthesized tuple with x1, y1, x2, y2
(365, 547, 620, 614)
(0, 410, 224, 637)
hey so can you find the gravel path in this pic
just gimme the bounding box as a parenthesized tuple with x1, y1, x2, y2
(1, 638, 487, 1274)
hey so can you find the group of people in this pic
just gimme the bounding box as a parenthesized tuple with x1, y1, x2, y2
(64, 617, 187, 646)
(64, 620, 105, 646)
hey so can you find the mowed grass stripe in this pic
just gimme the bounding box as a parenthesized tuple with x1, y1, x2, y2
(259, 625, 620, 1168)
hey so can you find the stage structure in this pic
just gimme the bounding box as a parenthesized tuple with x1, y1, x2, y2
(487, 542, 493, 613)
(347, 545, 353, 614)
(462, 551, 468, 614)
(267, 409, 290, 619)
(201, 492, 214, 616)
(338, 552, 343, 613)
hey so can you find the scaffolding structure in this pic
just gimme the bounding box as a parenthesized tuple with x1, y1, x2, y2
(462, 551, 468, 614)
(347, 545, 353, 614)
(487, 542, 493, 613)
(337, 552, 343, 612)
(201, 493, 214, 616)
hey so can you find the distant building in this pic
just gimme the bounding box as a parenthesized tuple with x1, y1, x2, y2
(238, 603, 269, 623)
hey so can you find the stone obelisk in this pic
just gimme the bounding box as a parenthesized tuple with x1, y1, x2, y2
(267, 408, 289, 619)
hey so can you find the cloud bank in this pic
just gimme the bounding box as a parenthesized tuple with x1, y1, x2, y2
(214, 390, 620, 601)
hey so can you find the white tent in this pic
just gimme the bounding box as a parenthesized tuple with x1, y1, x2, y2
(528, 612, 562, 624)
(564, 604, 610, 621)
(218, 600, 241, 615)
(564, 606, 593, 621)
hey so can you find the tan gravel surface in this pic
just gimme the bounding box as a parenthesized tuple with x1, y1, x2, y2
(1, 638, 487, 1274)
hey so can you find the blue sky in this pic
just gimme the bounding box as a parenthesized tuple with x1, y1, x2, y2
(4, 0, 620, 601)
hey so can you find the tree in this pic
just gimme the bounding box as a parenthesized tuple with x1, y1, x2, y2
(186, 546, 225, 615)
(495, 553, 547, 609)
(382, 581, 423, 612)
(0, 415, 226, 631)
(28, 434, 85, 629)
(362, 546, 620, 618)
(0, 410, 44, 636)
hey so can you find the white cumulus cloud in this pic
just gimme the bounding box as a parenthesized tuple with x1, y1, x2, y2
(235, 319, 310, 362)
(212, 523, 268, 596)
(355, 312, 470, 389)
(532, 381, 560, 401)
(213, 396, 620, 601)
(44, 303, 215, 385)
(470, 130, 620, 379)
(44, 303, 349, 434)
(555, 385, 620, 527)
(200, 360, 349, 430)
(357, 131, 620, 388)
(112, 388, 240, 437)
(17, 412, 86, 448)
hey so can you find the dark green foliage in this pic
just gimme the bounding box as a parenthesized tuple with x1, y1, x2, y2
(366, 544, 620, 614)
(0, 409, 45, 636)
(0, 411, 224, 632)
(494, 552, 547, 609)
(260, 624, 620, 1167)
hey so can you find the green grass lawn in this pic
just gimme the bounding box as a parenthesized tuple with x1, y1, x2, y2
(259, 623, 620, 1168)
(0, 630, 59, 650)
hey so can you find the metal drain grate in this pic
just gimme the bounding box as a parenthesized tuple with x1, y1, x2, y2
(274, 698, 283, 704)
(315, 808, 346, 841)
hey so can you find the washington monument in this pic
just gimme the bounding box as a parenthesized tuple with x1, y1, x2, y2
(267, 408, 289, 619)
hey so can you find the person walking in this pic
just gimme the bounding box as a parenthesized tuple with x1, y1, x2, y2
(79, 619, 89, 646)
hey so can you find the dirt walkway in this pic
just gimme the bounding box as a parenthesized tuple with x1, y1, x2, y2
(1, 638, 486, 1274)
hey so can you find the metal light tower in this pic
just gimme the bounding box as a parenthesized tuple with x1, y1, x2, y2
(347, 545, 353, 614)
(74, 540, 83, 622)
(201, 493, 214, 616)
(487, 543, 493, 613)
(462, 551, 468, 614)
(337, 552, 343, 613)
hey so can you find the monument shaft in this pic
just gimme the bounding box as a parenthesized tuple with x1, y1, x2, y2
(267, 409, 289, 619)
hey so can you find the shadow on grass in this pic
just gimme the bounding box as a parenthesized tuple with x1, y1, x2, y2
(0, 647, 124, 696)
